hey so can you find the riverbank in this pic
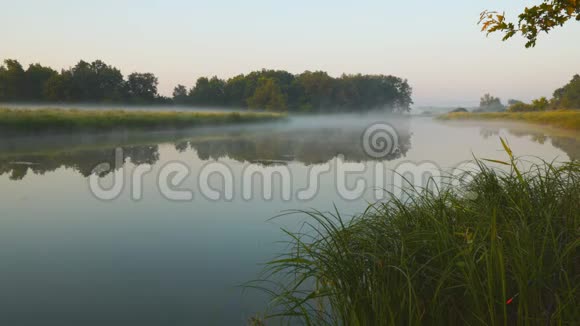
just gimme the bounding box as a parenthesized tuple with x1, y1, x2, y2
(0, 108, 285, 133)
(253, 145, 579, 325)
(437, 110, 580, 131)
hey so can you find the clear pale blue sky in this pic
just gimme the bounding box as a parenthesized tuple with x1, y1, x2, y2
(1, 0, 579, 107)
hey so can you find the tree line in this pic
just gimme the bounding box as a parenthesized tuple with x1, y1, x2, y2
(512, 74, 580, 112)
(477, 75, 580, 113)
(0, 59, 167, 105)
(0, 59, 413, 113)
(174, 69, 413, 112)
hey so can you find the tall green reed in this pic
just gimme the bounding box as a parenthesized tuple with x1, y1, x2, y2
(250, 140, 579, 325)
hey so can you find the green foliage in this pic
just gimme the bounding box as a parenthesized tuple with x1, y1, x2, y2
(506, 75, 580, 112)
(295, 71, 334, 109)
(0, 59, 162, 104)
(252, 152, 579, 325)
(66, 60, 126, 102)
(188, 76, 226, 106)
(24, 63, 58, 101)
(224, 74, 251, 107)
(508, 102, 534, 112)
(127, 72, 159, 103)
(0, 59, 413, 112)
(553, 74, 580, 108)
(0, 60, 58, 102)
(172, 84, 189, 105)
(179, 69, 413, 113)
(247, 77, 287, 111)
(480, 0, 580, 48)
(508, 97, 550, 112)
(531, 97, 550, 110)
(0, 59, 25, 101)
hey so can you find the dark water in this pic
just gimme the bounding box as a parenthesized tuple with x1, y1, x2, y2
(0, 115, 577, 325)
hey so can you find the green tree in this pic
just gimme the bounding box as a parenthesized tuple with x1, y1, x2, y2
(531, 97, 550, 110)
(172, 84, 189, 105)
(508, 97, 551, 112)
(238, 69, 297, 108)
(339, 74, 412, 112)
(127, 73, 158, 103)
(224, 74, 249, 107)
(553, 74, 580, 108)
(43, 71, 72, 102)
(24, 63, 57, 101)
(178, 70, 412, 113)
(0, 64, 7, 101)
(1, 57, 415, 110)
(189, 76, 226, 106)
(58, 60, 126, 102)
(508, 102, 532, 112)
(247, 77, 287, 111)
(480, 0, 580, 48)
(89, 60, 126, 102)
(296, 71, 335, 110)
(0, 59, 25, 100)
(67, 60, 95, 101)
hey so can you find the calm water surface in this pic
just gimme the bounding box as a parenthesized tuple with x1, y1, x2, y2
(0, 115, 577, 325)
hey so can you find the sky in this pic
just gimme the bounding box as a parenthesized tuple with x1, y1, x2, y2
(1, 0, 579, 107)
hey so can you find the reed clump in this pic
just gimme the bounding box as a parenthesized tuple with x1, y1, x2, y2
(253, 141, 579, 325)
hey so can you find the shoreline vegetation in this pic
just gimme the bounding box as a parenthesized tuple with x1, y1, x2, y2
(434, 75, 579, 128)
(437, 110, 580, 131)
(0, 59, 412, 113)
(251, 143, 579, 325)
(0, 108, 285, 133)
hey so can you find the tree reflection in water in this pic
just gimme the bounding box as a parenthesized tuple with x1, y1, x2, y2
(479, 126, 579, 161)
(0, 121, 412, 180)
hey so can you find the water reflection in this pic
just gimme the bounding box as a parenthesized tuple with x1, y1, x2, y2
(0, 146, 160, 180)
(478, 125, 579, 160)
(0, 119, 412, 180)
(2, 117, 578, 181)
(181, 126, 411, 165)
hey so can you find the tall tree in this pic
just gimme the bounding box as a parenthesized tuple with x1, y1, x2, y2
(224, 74, 249, 107)
(247, 77, 287, 111)
(56, 60, 127, 102)
(127, 73, 158, 103)
(24, 63, 57, 101)
(189, 76, 225, 106)
(43, 70, 73, 102)
(89, 60, 126, 102)
(0, 59, 25, 101)
(172, 84, 189, 105)
(553, 74, 580, 108)
(0, 64, 7, 101)
(296, 71, 335, 110)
